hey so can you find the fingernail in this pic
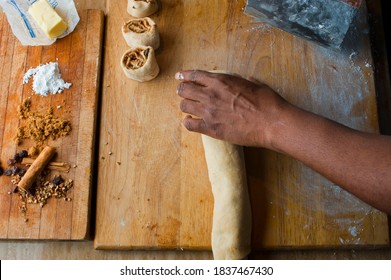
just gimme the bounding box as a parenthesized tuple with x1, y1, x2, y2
(175, 72, 184, 80)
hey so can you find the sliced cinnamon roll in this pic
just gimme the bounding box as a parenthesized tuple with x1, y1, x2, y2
(120, 46, 160, 82)
(127, 0, 159, 18)
(122, 17, 160, 50)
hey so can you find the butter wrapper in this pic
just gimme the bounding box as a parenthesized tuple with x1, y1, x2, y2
(0, 0, 79, 46)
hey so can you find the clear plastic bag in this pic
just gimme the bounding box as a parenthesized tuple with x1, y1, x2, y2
(0, 0, 79, 46)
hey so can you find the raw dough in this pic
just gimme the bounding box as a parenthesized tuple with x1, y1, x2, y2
(120, 46, 159, 82)
(127, 0, 159, 18)
(202, 135, 252, 260)
(122, 17, 160, 50)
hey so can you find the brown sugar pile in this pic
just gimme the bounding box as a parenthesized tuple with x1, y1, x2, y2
(15, 99, 72, 152)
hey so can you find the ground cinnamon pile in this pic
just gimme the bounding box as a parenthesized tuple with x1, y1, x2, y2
(14, 99, 72, 151)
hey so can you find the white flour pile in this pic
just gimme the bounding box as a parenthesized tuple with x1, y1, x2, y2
(23, 62, 72, 96)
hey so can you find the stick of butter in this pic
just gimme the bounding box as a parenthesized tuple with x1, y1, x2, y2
(28, 0, 68, 39)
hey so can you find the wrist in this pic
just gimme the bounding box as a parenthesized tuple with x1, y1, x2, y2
(265, 101, 301, 153)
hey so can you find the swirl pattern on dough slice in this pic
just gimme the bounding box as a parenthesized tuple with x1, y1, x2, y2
(125, 18, 151, 33)
(122, 17, 160, 50)
(120, 46, 160, 82)
(127, 0, 159, 18)
(122, 47, 149, 70)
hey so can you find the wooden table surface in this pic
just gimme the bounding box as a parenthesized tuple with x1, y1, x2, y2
(95, 0, 388, 250)
(0, 10, 104, 241)
(1, 0, 390, 260)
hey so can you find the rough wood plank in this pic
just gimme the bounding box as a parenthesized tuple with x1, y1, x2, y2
(72, 10, 104, 239)
(38, 43, 59, 240)
(0, 11, 15, 237)
(95, 0, 388, 250)
(1, 240, 391, 260)
(0, 10, 104, 240)
(74, 0, 107, 12)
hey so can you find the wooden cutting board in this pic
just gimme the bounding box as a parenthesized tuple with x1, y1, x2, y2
(0, 10, 104, 240)
(94, 0, 389, 249)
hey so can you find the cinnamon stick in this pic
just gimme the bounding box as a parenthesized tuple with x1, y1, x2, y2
(18, 146, 56, 192)
(22, 158, 71, 172)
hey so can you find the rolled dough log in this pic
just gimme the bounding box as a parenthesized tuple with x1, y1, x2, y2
(120, 46, 159, 82)
(122, 17, 160, 50)
(202, 135, 252, 260)
(127, 0, 159, 18)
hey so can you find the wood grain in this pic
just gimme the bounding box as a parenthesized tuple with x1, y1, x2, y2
(74, 0, 107, 12)
(0, 10, 104, 240)
(0, 0, 389, 261)
(2, 239, 391, 259)
(94, 0, 389, 250)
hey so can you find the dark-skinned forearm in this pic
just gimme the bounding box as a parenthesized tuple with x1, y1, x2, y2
(270, 104, 391, 214)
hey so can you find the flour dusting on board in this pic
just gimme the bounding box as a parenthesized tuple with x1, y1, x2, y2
(305, 4, 376, 135)
(23, 62, 72, 96)
(269, 163, 378, 245)
(267, 4, 380, 244)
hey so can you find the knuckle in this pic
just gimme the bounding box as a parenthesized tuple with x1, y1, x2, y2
(176, 83, 184, 95)
(214, 74, 226, 82)
(179, 100, 188, 112)
(183, 119, 193, 131)
(207, 91, 217, 102)
(184, 118, 199, 132)
(184, 118, 207, 134)
(190, 70, 198, 82)
(210, 123, 220, 132)
(205, 107, 217, 119)
(190, 70, 204, 83)
(209, 123, 224, 139)
(213, 74, 228, 86)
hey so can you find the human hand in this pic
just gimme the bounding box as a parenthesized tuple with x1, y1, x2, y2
(175, 70, 288, 147)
